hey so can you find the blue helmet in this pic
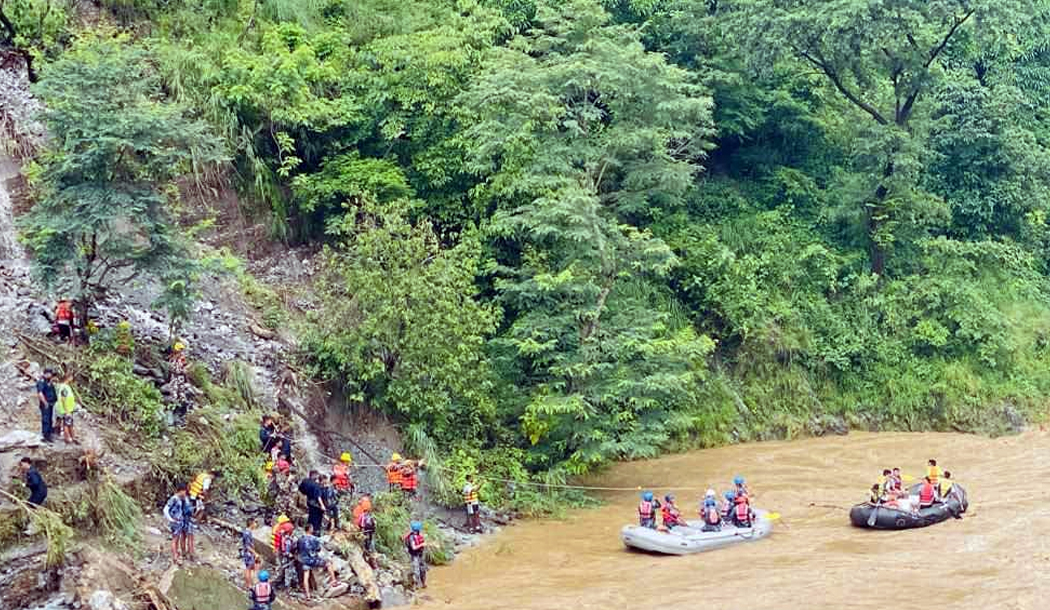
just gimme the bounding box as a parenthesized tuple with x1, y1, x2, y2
(411, 521, 423, 532)
(642, 491, 653, 501)
(664, 493, 675, 502)
(258, 570, 270, 582)
(724, 490, 735, 500)
(733, 476, 744, 486)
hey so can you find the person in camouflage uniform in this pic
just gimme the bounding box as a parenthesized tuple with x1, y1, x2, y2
(274, 467, 298, 520)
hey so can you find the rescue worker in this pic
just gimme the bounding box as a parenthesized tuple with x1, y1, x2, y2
(164, 482, 189, 564)
(463, 474, 482, 533)
(273, 465, 297, 519)
(189, 469, 220, 519)
(355, 501, 377, 553)
(169, 341, 189, 408)
(54, 372, 78, 445)
(660, 493, 685, 529)
(926, 459, 941, 489)
(20, 457, 47, 507)
(637, 491, 660, 529)
(250, 570, 275, 610)
(54, 299, 75, 344)
(721, 491, 735, 521)
(298, 470, 327, 533)
(404, 521, 427, 589)
(400, 459, 422, 498)
(918, 476, 936, 509)
(242, 517, 260, 589)
(319, 474, 340, 530)
(733, 475, 749, 500)
(298, 523, 338, 600)
(352, 494, 373, 522)
(332, 452, 353, 496)
(732, 493, 755, 528)
(36, 367, 57, 443)
(271, 515, 296, 589)
(701, 489, 722, 532)
(260, 415, 279, 455)
(386, 453, 403, 492)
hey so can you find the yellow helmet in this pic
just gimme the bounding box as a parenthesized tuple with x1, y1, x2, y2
(340, 452, 352, 463)
(391, 453, 402, 462)
(265, 461, 274, 472)
(173, 342, 185, 351)
(276, 514, 289, 524)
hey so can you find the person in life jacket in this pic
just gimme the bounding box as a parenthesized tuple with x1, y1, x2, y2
(400, 459, 422, 498)
(318, 474, 340, 531)
(250, 570, 276, 610)
(661, 494, 685, 529)
(721, 491, 736, 521)
(355, 502, 377, 553)
(733, 475, 750, 500)
(386, 454, 404, 492)
(890, 467, 904, 492)
(270, 515, 293, 556)
(332, 452, 353, 496)
(869, 483, 883, 505)
(701, 489, 722, 532)
(54, 299, 75, 344)
(918, 476, 936, 509)
(463, 474, 482, 533)
(637, 491, 660, 529)
(404, 521, 428, 589)
(732, 494, 754, 528)
(926, 459, 941, 489)
(189, 470, 220, 518)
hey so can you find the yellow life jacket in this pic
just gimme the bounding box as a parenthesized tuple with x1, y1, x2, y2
(189, 472, 211, 500)
(940, 480, 954, 497)
(927, 465, 941, 486)
(464, 484, 478, 505)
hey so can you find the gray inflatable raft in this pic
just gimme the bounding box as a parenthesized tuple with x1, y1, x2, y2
(620, 510, 774, 555)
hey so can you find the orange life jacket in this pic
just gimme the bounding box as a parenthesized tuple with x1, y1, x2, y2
(400, 465, 418, 491)
(353, 496, 372, 521)
(919, 482, 936, 507)
(661, 503, 682, 526)
(332, 463, 351, 491)
(386, 463, 403, 487)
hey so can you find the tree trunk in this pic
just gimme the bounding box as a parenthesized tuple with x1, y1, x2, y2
(868, 159, 895, 276)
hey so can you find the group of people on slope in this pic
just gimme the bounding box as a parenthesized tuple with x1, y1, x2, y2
(868, 459, 962, 512)
(638, 476, 757, 532)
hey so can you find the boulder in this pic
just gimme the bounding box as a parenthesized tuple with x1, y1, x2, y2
(0, 430, 41, 452)
(87, 590, 131, 610)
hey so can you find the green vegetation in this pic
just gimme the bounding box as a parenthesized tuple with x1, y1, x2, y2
(9, 0, 1050, 502)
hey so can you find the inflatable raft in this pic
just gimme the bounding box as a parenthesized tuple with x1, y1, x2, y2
(620, 510, 774, 555)
(849, 484, 968, 530)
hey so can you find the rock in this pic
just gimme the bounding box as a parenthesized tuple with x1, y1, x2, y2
(87, 590, 130, 610)
(0, 430, 42, 451)
(325, 582, 350, 598)
(381, 585, 410, 607)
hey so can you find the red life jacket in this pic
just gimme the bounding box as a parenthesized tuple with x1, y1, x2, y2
(661, 504, 681, 525)
(919, 482, 935, 506)
(704, 506, 721, 525)
(735, 501, 751, 523)
(401, 466, 418, 491)
(55, 301, 73, 322)
(253, 582, 272, 604)
(404, 531, 425, 553)
(638, 500, 654, 518)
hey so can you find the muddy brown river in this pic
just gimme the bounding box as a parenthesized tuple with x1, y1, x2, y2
(422, 432, 1050, 610)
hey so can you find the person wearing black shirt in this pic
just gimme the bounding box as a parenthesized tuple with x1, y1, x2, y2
(298, 471, 326, 532)
(259, 415, 278, 455)
(35, 368, 57, 443)
(19, 457, 47, 506)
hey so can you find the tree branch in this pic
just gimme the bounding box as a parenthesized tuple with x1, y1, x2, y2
(0, 1, 15, 42)
(897, 10, 975, 125)
(798, 49, 889, 125)
(926, 10, 975, 69)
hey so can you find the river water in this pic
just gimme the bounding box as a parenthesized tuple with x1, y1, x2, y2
(423, 431, 1050, 610)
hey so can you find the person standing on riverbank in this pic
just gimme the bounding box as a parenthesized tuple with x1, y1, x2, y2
(463, 474, 481, 533)
(164, 483, 189, 564)
(404, 521, 427, 589)
(54, 371, 78, 444)
(36, 368, 57, 443)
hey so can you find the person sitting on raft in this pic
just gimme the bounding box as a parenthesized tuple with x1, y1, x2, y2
(733, 476, 749, 500)
(869, 484, 883, 505)
(890, 467, 903, 493)
(720, 491, 735, 522)
(638, 491, 661, 529)
(927, 459, 942, 491)
(731, 493, 755, 528)
(918, 476, 937, 509)
(660, 494, 685, 529)
(700, 489, 722, 532)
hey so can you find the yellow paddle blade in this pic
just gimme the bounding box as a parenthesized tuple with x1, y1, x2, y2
(902, 474, 916, 482)
(765, 512, 781, 521)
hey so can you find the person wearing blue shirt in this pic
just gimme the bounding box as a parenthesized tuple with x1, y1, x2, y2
(19, 457, 47, 506)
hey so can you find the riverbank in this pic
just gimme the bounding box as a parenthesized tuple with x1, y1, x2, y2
(419, 430, 1047, 610)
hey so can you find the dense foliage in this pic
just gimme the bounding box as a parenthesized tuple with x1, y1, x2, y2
(12, 0, 1050, 481)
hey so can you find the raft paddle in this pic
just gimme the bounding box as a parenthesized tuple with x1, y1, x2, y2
(765, 512, 781, 521)
(867, 504, 879, 527)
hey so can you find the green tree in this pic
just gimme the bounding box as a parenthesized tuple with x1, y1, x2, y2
(731, 0, 1037, 275)
(306, 201, 500, 438)
(20, 34, 223, 327)
(460, 0, 717, 472)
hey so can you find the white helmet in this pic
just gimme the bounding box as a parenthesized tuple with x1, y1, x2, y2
(705, 488, 715, 497)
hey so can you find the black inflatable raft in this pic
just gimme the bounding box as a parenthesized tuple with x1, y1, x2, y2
(849, 484, 968, 530)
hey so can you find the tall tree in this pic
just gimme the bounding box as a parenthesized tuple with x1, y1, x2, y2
(460, 0, 716, 472)
(731, 0, 1037, 275)
(20, 34, 223, 327)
